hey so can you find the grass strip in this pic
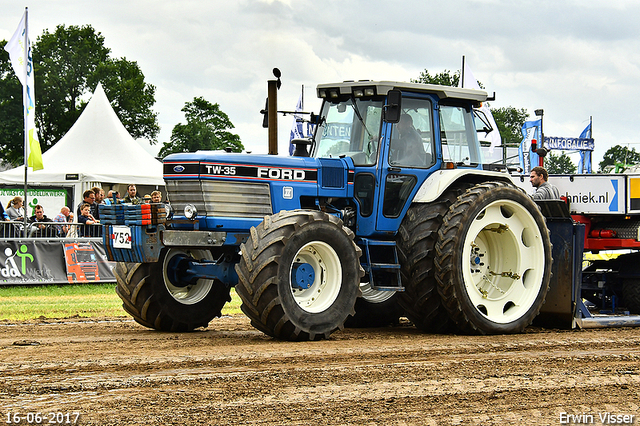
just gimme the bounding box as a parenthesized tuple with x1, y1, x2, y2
(0, 284, 242, 321)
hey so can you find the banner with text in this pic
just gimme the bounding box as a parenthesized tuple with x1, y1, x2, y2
(545, 137, 595, 151)
(0, 240, 115, 285)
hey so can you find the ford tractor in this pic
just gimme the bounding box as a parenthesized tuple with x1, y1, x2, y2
(103, 80, 553, 340)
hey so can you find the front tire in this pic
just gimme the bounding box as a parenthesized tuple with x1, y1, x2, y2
(115, 248, 231, 332)
(235, 210, 363, 341)
(435, 182, 552, 334)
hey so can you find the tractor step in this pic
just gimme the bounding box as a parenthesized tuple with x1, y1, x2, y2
(359, 238, 403, 291)
(370, 263, 401, 270)
(371, 285, 405, 291)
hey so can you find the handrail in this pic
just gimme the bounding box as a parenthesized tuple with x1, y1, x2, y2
(0, 220, 103, 239)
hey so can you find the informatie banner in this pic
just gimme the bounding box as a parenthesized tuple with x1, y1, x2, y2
(0, 240, 115, 285)
(545, 136, 595, 151)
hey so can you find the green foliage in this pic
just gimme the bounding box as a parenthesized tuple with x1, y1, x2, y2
(0, 40, 24, 165)
(159, 97, 243, 157)
(491, 106, 529, 147)
(0, 24, 159, 166)
(545, 151, 576, 174)
(90, 58, 159, 141)
(412, 69, 461, 87)
(599, 145, 640, 172)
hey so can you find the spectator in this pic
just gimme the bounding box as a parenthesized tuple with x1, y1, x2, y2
(142, 194, 152, 204)
(28, 204, 54, 237)
(53, 206, 74, 237)
(104, 190, 120, 205)
(6, 196, 25, 221)
(77, 203, 100, 237)
(77, 189, 99, 220)
(0, 200, 8, 220)
(150, 190, 163, 203)
(93, 187, 106, 205)
(530, 166, 561, 200)
(122, 184, 142, 205)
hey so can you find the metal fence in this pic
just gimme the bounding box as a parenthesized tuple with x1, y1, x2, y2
(0, 220, 103, 239)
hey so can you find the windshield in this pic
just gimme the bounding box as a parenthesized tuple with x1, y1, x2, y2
(313, 98, 383, 166)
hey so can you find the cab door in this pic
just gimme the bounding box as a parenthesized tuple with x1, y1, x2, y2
(375, 95, 438, 232)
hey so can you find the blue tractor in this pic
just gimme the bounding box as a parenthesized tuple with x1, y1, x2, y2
(104, 80, 552, 340)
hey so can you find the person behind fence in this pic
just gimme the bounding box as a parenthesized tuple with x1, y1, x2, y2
(122, 184, 142, 205)
(77, 203, 100, 237)
(28, 204, 54, 237)
(529, 166, 560, 200)
(76, 189, 99, 220)
(150, 190, 163, 203)
(53, 206, 74, 237)
(93, 186, 106, 205)
(0, 200, 8, 221)
(104, 190, 120, 205)
(6, 196, 25, 221)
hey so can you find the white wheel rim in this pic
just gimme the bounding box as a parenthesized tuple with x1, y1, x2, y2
(163, 248, 214, 305)
(360, 282, 396, 303)
(462, 199, 545, 324)
(290, 241, 342, 313)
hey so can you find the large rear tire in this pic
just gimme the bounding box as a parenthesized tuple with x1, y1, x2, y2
(396, 191, 462, 333)
(235, 210, 363, 341)
(435, 182, 552, 334)
(115, 248, 231, 332)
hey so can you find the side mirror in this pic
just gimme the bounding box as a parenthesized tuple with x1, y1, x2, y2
(473, 109, 493, 134)
(384, 90, 401, 123)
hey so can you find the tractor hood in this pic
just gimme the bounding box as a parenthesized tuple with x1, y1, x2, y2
(163, 151, 354, 192)
(163, 151, 325, 182)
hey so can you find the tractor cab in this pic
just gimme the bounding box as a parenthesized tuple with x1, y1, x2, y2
(309, 81, 488, 235)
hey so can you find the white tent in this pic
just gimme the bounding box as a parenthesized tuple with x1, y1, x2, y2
(0, 83, 163, 209)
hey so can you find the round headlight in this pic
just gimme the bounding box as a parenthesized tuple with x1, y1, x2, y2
(165, 203, 174, 219)
(184, 204, 197, 220)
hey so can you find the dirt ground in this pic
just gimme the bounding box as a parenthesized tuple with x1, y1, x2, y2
(0, 315, 639, 426)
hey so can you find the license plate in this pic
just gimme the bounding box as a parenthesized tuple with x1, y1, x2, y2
(112, 226, 132, 249)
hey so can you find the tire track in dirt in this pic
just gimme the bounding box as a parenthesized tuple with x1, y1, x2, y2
(0, 317, 639, 425)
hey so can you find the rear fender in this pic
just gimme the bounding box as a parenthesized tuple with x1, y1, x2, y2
(413, 169, 512, 203)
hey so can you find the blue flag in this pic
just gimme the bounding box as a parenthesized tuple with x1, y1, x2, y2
(519, 119, 541, 174)
(289, 95, 304, 155)
(578, 122, 592, 173)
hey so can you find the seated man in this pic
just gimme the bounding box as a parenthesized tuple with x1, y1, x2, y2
(28, 204, 54, 237)
(392, 114, 428, 167)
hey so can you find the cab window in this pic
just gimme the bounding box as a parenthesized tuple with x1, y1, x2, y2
(388, 98, 434, 168)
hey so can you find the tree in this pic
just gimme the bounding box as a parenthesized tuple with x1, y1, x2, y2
(0, 24, 160, 166)
(599, 145, 640, 172)
(159, 97, 243, 157)
(491, 106, 529, 147)
(89, 58, 159, 141)
(33, 25, 159, 149)
(545, 151, 576, 174)
(411, 69, 460, 87)
(0, 40, 24, 166)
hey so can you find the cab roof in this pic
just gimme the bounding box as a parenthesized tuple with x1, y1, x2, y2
(316, 80, 488, 104)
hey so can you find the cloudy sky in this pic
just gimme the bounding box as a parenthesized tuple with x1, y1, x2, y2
(2, 0, 640, 169)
